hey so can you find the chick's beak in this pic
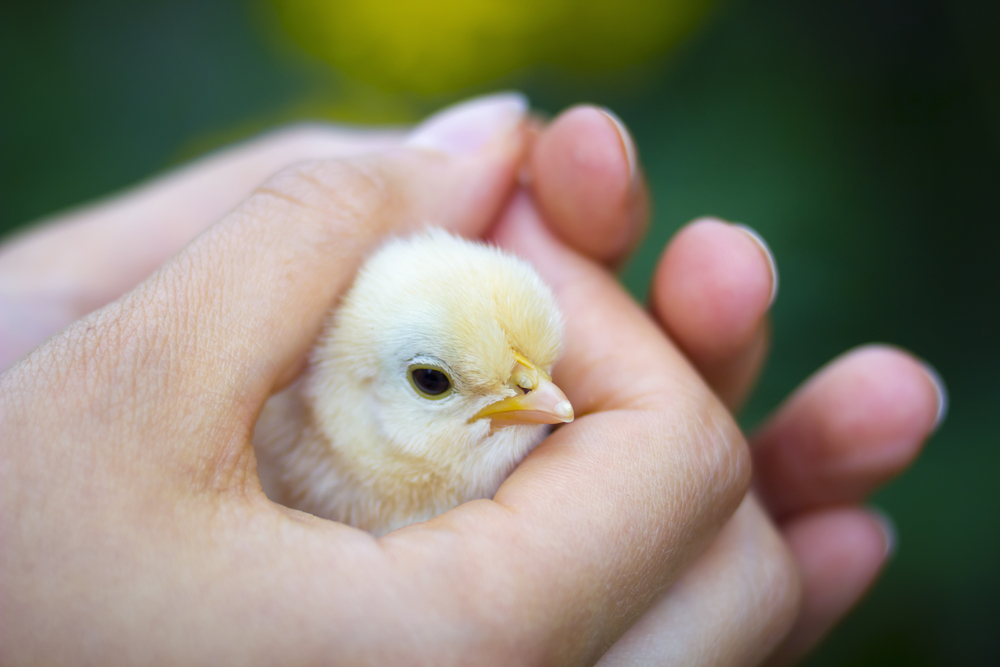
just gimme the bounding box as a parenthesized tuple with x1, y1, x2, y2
(472, 375, 575, 427)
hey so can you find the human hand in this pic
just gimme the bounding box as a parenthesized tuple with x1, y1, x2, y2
(515, 110, 942, 664)
(0, 95, 767, 665)
(641, 213, 943, 667)
(0, 95, 941, 665)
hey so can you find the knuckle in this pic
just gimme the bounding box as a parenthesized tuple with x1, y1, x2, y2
(252, 158, 394, 230)
(227, 157, 399, 296)
(680, 398, 753, 515)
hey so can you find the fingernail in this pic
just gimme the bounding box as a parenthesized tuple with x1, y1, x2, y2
(869, 507, 898, 560)
(598, 107, 638, 189)
(733, 224, 779, 308)
(919, 361, 949, 430)
(406, 92, 528, 155)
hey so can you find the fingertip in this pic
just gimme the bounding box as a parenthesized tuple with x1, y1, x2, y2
(754, 344, 940, 519)
(529, 105, 647, 265)
(813, 345, 943, 464)
(769, 508, 891, 666)
(918, 360, 949, 430)
(405, 92, 528, 155)
(652, 217, 775, 360)
(868, 506, 898, 560)
(596, 107, 638, 186)
(732, 223, 779, 308)
(781, 508, 893, 574)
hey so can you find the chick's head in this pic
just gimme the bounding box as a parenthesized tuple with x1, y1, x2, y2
(307, 230, 573, 499)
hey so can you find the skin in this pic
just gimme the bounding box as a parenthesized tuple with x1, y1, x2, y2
(0, 97, 940, 665)
(526, 107, 940, 665)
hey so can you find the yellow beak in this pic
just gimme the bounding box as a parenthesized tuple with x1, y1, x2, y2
(472, 355, 574, 427)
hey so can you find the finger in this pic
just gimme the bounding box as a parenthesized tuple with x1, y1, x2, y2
(599, 496, 801, 667)
(765, 508, 893, 667)
(382, 192, 750, 665)
(649, 217, 778, 410)
(527, 105, 649, 266)
(0, 125, 402, 334)
(753, 345, 946, 519)
(15, 95, 528, 483)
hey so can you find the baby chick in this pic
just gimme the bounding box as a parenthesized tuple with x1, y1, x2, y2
(253, 230, 573, 536)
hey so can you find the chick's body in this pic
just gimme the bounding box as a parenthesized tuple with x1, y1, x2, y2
(253, 230, 570, 536)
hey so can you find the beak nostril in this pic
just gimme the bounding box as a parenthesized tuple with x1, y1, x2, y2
(512, 370, 535, 394)
(473, 373, 572, 426)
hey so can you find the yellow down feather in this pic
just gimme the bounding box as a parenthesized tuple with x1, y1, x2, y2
(253, 229, 566, 536)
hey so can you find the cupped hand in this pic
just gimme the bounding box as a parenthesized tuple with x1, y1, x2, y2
(1, 95, 756, 665)
(0, 95, 942, 665)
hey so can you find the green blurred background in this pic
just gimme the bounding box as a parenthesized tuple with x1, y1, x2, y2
(2, 0, 997, 664)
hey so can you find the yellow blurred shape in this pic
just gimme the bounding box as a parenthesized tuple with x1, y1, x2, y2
(272, 0, 716, 94)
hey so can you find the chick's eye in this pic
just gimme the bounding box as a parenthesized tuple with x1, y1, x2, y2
(408, 365, 453, 399)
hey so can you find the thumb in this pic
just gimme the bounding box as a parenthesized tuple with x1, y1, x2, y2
(48, 94, 527, 478)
